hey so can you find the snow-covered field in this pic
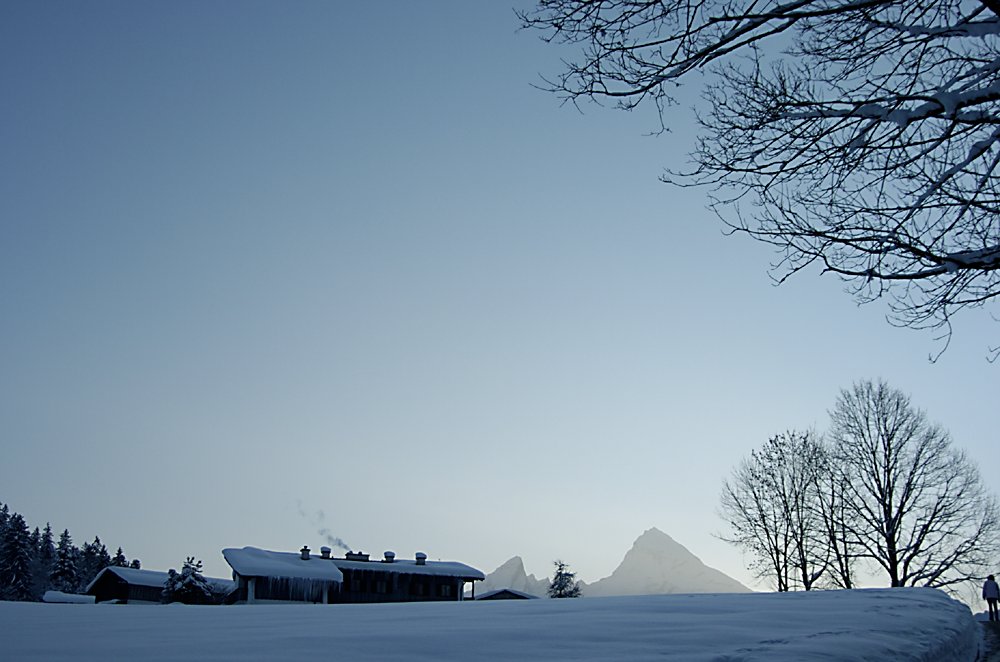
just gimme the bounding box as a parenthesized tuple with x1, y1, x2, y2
(0, 587, 981, 661)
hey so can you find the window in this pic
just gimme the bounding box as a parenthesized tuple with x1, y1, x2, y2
(439, 584, 452, 597)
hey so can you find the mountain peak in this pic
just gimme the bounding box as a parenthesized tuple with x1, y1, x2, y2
(636, 527, 673, 543)
(633, 528, 688, 552)
(495, 556, 526, 572)
(584, 528, 750, 597)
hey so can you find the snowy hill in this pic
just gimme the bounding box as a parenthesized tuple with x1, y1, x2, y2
(476, 556, 549, 598)
(583, 527, 750, 596)
(0, 588, 981, 660)
(478, 528, 748, 598)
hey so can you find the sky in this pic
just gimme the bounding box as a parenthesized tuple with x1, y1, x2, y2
(1, 1, 997, 588)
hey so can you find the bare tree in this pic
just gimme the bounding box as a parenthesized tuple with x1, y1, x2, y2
(829, 379, 999, 588)
(721, 452, 793, 592)
(816, 471, 857, 589)
(520, 1, 1000, 354)
(720, 431, 829, 591)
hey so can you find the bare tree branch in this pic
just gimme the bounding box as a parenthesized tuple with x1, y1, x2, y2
(522, 1, 1000, 352)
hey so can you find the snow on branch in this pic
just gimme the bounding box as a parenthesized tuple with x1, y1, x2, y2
(781, 87, 1000, 126)
(887, 17, 1000, 39)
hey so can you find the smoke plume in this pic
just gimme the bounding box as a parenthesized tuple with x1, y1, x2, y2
(296, 500, 352, 551)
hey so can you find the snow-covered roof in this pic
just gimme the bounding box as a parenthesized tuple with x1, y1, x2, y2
(42, 590, 96, 604)
(222, 547, 344, 583)
(222, 546, 483, 581)
(84, 566, 235, 594)
(332, 557, 485, 580)
(475, 588, 539, 600)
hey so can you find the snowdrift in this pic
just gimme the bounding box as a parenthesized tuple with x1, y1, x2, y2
(1, 587, 979, 661)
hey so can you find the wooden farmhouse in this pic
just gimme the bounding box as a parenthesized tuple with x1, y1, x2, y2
(85, 566, 235, 604)
(223, 545, 484, 604)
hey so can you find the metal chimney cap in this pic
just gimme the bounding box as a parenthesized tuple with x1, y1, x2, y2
(300, 546, 311, 560)
(415, 552, 427, 565)
(383, 551, 396, 562)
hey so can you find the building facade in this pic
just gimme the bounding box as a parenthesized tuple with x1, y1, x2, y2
(223, 546, 484, 604)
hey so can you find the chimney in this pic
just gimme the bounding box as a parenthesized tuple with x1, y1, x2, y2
(320, 546, 331, 559)
(415, 552, 427, 566)
(345, 551, 370, 562)
(300, 546, 311, 560)
(383, 551, 395, 563)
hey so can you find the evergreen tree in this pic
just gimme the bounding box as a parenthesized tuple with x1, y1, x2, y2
(38, 524, 55, 567)
(0, 502, 9, 539)
(49, 529, 79, 593)
(547, 560, 582, 598)
(162, 557, 213, 604)
(27, 526, 47, 600)
(95, 537, 110, 568)
(129, 558, 141, 569)
(0, 513, 35, 601)
(28, 527, 40, 552)
(33, 523, 57, 597)
(162, 568, 179, 603)
(77, 540, 94, 590)
(77, 536, 111, 591)
(111, 547, 128, 567)
(0, 502, 8, 585)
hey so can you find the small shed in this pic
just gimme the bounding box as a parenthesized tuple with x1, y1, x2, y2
(223, 546, 344, 604)
(85, 566, 235, 604)
(475, 588, 540, 600)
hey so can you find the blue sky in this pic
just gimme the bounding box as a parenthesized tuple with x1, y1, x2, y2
(2, 1, 996, 587)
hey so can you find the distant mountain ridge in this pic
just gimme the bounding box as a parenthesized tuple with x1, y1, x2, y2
(475, 556, 549, 597)
(477, 527, 749, 598)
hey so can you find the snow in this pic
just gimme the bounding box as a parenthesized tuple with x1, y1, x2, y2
(222, 547, 344, 582)
(41, 591, 95, 604)
(946, 244, 1000, 267)
(1, 587, 981, 661)
(897, 18, 1000, 39)
(784, 84, 1000, 125)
